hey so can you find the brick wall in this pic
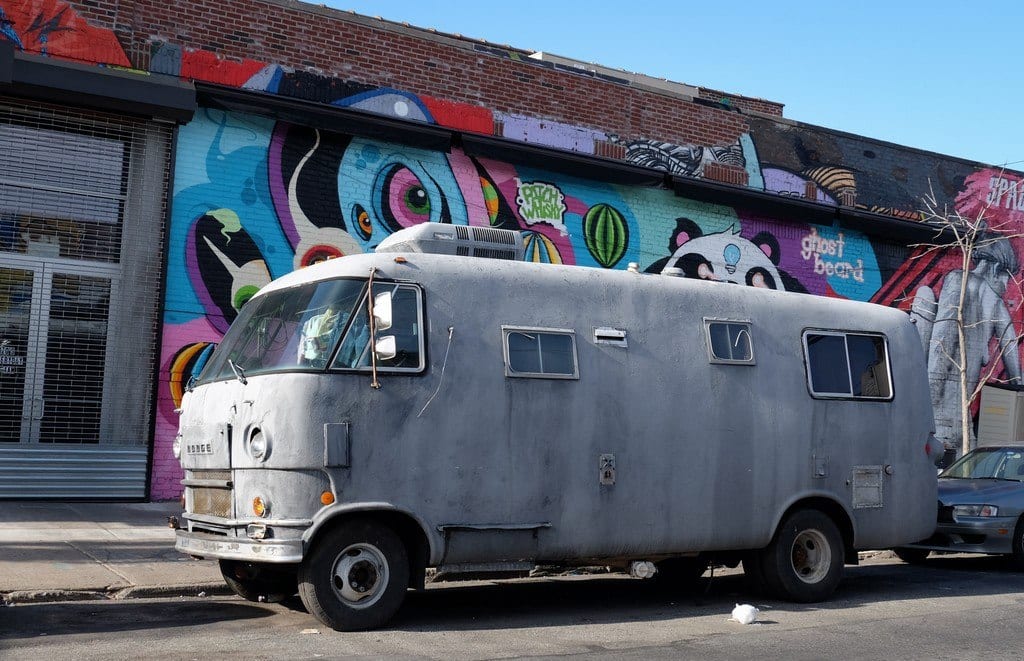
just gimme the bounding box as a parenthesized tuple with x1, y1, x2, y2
(64, 0, 767, 150)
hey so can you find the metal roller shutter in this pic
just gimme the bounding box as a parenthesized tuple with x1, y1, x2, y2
(0, 97, 172, 499)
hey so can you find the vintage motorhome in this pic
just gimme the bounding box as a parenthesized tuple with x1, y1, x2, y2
(172, 224, 944, 631)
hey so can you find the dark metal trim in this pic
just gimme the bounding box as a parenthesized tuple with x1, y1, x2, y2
(196, 82, 453, 152)
(1, 52, 196, 123)
(670, 174, 936, 242)
(461, 134, 665, 186)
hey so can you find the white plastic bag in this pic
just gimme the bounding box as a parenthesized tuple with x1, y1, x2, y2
(729, 603, 759, 624)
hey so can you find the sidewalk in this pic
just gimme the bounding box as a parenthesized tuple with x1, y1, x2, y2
(0, 501, 228, 604)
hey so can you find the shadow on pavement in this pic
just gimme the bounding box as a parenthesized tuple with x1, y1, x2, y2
(0, 598, 275, 640)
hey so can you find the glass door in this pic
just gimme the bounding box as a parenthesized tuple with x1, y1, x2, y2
(0, 257, 112, 444)
(0, 265, 36, 443)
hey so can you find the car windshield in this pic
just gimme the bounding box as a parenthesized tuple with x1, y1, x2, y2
(197, 278, 366, 384)
(941, 447, 1024, 481)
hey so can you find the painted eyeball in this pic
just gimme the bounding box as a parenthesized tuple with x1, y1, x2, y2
(353, 204, 373, 240)
(380, 164, 431, 231)
(746, 267, 778, 289)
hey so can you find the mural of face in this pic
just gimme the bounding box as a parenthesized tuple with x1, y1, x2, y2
(186, 209, 272, 333)
(337, 139, 470, 251)
(657, 218, 786, 289)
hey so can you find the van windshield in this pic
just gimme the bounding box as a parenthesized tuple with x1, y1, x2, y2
(197, 278, 366, 384)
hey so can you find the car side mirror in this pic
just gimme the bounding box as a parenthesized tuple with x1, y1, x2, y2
(373, 291, 392, 331)
(374, 335, 396, 361)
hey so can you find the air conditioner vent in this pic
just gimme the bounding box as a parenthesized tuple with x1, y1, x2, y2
(375, 224, 524, 261)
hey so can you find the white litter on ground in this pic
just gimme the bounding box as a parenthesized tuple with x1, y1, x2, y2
(729, 603, 760, 624)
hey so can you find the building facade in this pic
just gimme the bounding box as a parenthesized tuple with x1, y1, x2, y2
(0, 0, 1021, 499)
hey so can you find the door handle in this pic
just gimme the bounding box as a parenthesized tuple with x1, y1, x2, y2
(32, 397, 44, 421)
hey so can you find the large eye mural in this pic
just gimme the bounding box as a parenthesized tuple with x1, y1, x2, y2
(185, 209, 272, 333)
(374, 162, 450, 232)
(337, 139, 469, 250)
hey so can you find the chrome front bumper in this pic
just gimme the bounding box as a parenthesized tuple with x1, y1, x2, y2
(175, 529, 304, 563)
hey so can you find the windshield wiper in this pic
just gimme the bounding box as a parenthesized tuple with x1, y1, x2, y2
(228, 359, 248, 385)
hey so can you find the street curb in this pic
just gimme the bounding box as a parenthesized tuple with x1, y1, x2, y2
(2, 583, 232, 606)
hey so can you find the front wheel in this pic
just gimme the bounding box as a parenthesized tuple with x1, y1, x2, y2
(219, 560, 297, 603)
(298, 519, 410, 631)
(756, 509, 843, 603)
(894, 547, 930, 564)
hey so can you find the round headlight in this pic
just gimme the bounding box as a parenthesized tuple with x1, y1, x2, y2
(172, 433, 182, 460)
(248, 431, 269, 462)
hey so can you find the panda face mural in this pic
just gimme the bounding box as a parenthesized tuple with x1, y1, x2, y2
(648, 218, 806, 293)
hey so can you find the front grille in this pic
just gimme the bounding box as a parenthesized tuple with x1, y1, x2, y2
(938, 502, 954, 523)
(186, 469, 232, 518)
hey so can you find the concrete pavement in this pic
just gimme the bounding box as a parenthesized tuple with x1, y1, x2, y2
(0, 501, 228, 604)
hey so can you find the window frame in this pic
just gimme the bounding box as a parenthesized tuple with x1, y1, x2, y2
(704, 318, 756, 365)
(328, 281, 427, 375)
(802, 329, 893, 401)
(501, 326, 579, 380)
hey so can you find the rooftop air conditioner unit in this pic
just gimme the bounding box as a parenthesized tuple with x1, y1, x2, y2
(375, 224, 524, 261)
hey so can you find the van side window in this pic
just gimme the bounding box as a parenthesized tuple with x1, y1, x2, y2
(804, 331, 892, 399)
(331, 283, 425, 373)
(705, 320, 754, 365)
(503, 327, 578, 379)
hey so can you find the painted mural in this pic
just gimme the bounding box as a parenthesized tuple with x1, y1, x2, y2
(9, 0, 1022, 494)
(0, 0, 129, 66)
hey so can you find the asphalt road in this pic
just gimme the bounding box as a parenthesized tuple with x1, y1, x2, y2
(2, 553, 1023, 660)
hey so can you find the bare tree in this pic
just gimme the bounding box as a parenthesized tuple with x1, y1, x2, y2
(910, 181, 1024, 456)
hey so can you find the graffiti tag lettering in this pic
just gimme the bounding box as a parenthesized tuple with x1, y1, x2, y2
(515, 178, 568, 235)
(801, 227, 864, 282)
(985, 176, 1024, 211)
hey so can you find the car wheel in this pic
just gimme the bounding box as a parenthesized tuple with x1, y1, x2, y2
(219, 560, 298, 603)
(756, 509, 844, 603)
(1011, 518, 1024, 571)
(893, 547, 930, 564)
(298, 519, 410, 631)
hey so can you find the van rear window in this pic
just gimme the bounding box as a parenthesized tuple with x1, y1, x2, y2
(804, 331, 892, 400)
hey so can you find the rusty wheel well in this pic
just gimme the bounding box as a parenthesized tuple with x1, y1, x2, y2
(307, 510, 431, 590)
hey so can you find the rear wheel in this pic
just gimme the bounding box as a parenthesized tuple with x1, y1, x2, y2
(219, 560, 298, 603)
(757, 509, 843, 603)
(298, 519, 410, 631)
(893, 547, 931, 564)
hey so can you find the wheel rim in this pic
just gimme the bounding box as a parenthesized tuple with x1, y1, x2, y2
(790, 528, 831, 584)
(331, 542, 390, 609)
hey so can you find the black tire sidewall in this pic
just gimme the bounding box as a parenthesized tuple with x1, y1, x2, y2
(759, 509, 843, 603)
(298, 519, 410, 631)
(219, 559, 297, 603)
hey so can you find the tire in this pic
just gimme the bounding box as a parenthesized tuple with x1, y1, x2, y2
(219, 560, 298, 603)
(742, 552, 769, 595)
(298, 519, 410, 631)
(653, 557, 707, 590)
(757, 509, 844, 603)
(1010, 518, 1024, 571)
(893, 547, 930, 564)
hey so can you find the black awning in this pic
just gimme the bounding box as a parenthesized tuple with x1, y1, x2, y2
(671, 174, 938, 242)
(1, 51, 195, 123)
(461, 134, 665, 186)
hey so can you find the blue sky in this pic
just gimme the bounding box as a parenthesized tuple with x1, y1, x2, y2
(321, 1, 1023, 170)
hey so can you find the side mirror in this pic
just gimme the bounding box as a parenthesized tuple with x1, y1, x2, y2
(374, 335, 397, 361)
(373, 291, 393, 331)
